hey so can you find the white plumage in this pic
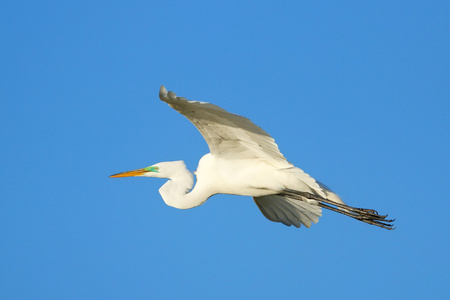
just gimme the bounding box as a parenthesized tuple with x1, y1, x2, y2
(110, 86, 394, 230)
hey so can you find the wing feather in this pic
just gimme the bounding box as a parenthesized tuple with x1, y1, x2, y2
(266, 200, 294, 227)
(272, 199, 302, 228)
(254, 199, 279, 222)
(159, 86, 288, 164)
(254, 195, 322, 228)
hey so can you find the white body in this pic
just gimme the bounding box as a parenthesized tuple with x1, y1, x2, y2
(194, 154, 321, 197)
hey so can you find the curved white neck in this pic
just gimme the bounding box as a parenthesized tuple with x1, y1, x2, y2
(158, 167, 209, 209)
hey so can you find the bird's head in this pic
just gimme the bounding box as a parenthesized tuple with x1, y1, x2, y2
(109, 161, 188, 179)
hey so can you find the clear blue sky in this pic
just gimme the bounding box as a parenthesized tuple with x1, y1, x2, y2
(1, 1, 449, 299)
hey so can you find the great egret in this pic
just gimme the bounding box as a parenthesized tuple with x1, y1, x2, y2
(110, 86, 394, 230)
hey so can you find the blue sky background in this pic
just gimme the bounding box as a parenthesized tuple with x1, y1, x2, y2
(1, 1, 449, 299)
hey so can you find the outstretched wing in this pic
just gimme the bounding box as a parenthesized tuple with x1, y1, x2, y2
(254, 195, 322, 228)
(253, 187, 344, 228)
(159, 86, 288, 164)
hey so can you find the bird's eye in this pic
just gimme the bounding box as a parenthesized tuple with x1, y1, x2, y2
(154, 166, 159, 171)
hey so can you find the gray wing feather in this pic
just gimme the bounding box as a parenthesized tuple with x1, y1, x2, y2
(254, 195, 322, 228)
(159, 86, 288, 164)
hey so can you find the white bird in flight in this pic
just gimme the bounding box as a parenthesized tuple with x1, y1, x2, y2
(111, 86, 394, 230)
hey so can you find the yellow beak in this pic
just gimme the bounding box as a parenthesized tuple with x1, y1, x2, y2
(109, 168, 147, 178)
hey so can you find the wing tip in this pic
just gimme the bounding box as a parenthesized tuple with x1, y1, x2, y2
(159, 85, 178, 102)
(159, 85, 168, 100)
